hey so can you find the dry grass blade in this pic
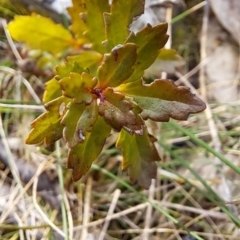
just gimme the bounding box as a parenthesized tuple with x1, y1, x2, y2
(81, 177, 92, 240)
(142, 179, 155, 240)
(98, 189, 121, 240)
(1, 1, 240, 239)
(199, 1, 237, 213)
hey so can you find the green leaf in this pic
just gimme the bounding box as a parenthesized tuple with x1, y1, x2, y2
(67, 0, 88, 43)
(82, 0, 109, 53)
(59, 72, 97, 104)
(145, 49, 185, 77)
(125, 23, 168, 82)
(117, 79, 206, 121)
(57, 51, 103, 79)
(37, 54, 58, 71)
(25, 96, 70, 145)
(55, 59, 84, 80)
(97, 44, 137, 88)
(116, 127, 161, 188)
(68, 117, 111, 181)
(99, 88, 142, 133)
(67, 51, 103, 69)
(43, 78, 62, 104)
(61, 102, 85, 148)
(8, 14, 76, 54)
(61, 100, 98, 148)
(158, 48, 181, 61)
(104, 0, 145, 49)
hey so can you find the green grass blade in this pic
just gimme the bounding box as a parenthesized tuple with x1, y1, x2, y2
(167, 121, 240, 175)
(163, 121, 240, 226)
(92, 163, 205, 240)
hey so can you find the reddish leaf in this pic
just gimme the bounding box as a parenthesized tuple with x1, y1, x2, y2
(123, 104, 145, 135)
(98, 88, 142, 134)
(117, 79, 206, 121)
(97, 44, 137, 88)
(116, 127, 161, 189)
(68, 117, 111, 181)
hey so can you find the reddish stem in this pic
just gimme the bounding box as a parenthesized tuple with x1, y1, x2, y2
(91, 88, 105, 102)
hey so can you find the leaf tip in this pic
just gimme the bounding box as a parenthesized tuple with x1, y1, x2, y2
(25, 137, 32, 145)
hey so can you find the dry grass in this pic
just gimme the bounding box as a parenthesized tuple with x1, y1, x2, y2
(0, 1, 240, 240)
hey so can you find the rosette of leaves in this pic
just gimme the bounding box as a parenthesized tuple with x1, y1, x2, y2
(8, 0, 206, 188)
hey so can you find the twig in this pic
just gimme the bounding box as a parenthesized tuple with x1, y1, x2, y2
(199, 0, 235, 211)
(170, 1, 207, 24)
(98, 189, 121, 240)
(142, 179, 155, 240)
(64, 191, 74, 240)
(0, 103, 44, 111)
(161, 3, 173, 79)
(21, 77, 42, 104)
(0, 116, 23, 194)
(177, 184, 225, 239)
(157, 169, 218, 188)
(1, 18, 22, 62)
(81, 177, 92, 240)
(199, 1, 221, 154)
(0, 154, 60, 235)
(0, 185, 21, 223)
(107, 228, 233, 239)
(199, 1, 209, 101)
(32, 162, 66, 238)
(0, 66, 42, 104)
(158, 201, 227, 220)
(175, 71, 202, 97)
(74, 202, 148, 230)
(56, 141, 70, 240)
(13, 213, 25, 240)
(175, 57, 210, 86)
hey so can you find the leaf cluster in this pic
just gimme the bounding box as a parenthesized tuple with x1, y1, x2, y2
(8, 0, 206, 188)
